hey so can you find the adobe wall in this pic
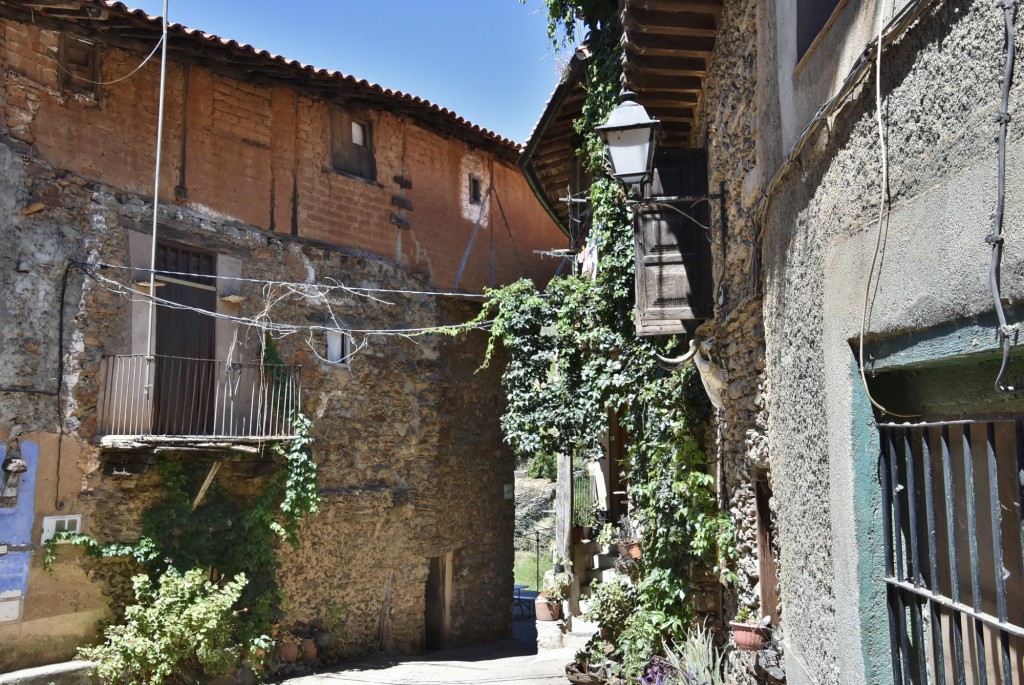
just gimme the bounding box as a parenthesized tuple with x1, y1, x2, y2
(0, 122, 513, 671)
(0, 16, 562, 294)
(761, 1, 1024, 684)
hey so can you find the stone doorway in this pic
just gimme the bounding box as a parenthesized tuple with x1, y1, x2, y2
(424, 553, 452, 650)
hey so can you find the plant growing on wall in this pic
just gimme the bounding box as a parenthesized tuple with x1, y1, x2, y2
(46, 411, 319, 682)
(475, 1, 736, 677)
(78, 567, 259, 685)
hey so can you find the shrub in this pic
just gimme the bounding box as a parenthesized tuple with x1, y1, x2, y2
(527, 452, 557, 481)
(79, 567, 258, 685)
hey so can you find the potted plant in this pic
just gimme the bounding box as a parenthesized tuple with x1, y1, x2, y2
(729, 606, 770, 651)
(662, 623, 724, 684)
(566, 639, 608, 684)
(581, 503, 600, 543)
(536, 563, 573, 621)
(614, 515, 641, 559)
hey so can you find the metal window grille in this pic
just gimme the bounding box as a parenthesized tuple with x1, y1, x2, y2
(879, 419, 1024, 685)
(571, 470, 592, 527)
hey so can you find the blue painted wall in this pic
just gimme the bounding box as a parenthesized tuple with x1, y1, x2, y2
(0, 440, 38, 607)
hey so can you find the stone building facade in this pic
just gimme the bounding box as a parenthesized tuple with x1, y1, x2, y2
(0, 0, 563, 673)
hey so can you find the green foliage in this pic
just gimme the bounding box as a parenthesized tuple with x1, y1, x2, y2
(270, 411, 320, 545)
(518, 0, 618, 49)
(583, 576, 637, 647)
(78, 567, 257, 685)
(526, 452, 558, 481)
(47, 413, 318, 681)
(485, 0, 737, 677)
(663, 624, 724, 685)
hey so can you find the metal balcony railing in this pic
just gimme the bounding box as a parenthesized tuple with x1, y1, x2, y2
(96, 354, 301, 442)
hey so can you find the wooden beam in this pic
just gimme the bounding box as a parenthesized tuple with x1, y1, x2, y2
(627, 0, 723, 16)
(622, 30, 716, 55)
(625, 72, 705, 92)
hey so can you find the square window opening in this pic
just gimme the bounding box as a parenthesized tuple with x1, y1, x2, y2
(41, 514, 83, 543)
(59, 34, 99, 98)
(330, 109, 376, 180)
(796, 0, 844, 61)
(325, 328, 351, 365)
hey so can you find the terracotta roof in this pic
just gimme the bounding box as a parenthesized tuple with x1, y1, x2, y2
(3, 0, 520, 153)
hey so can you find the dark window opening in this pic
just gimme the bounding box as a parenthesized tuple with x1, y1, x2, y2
(330, 109, 375, 180)
(59, 33, 99, 98)
(325, 327, 350, 365)
(796, 0, 842, 60)
(469, 175, 482, 204)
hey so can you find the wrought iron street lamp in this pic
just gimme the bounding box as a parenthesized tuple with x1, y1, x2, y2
(595, 90, 660, 188)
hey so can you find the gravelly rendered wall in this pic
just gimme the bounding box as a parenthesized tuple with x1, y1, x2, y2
(761, 1, 1024, 684)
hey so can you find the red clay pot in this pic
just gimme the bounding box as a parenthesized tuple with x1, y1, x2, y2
(535, 594, 562, 621)
(730, 621, 769, 651)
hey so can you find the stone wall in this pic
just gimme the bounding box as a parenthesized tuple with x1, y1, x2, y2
(0, 140, 517, 670)
(0, 6, 557, 670)
(695, 1, 778, 682)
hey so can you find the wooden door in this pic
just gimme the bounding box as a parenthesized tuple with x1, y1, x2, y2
(153, 243, 217, 435)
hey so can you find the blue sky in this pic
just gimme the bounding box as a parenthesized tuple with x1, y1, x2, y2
(127, 0, 567, 144)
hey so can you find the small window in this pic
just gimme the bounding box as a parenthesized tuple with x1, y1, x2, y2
(330, 109, 375, 180)
(59, 34, 98, 98)
(325, 328, 350, 365)
(469, 175, 483, 205)
(41, 514, 82, 543)
(796, 0, 843, 59)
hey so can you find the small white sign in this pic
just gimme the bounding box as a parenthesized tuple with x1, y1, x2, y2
(503, 483, 514, 500)
(0, 590, 22, 623)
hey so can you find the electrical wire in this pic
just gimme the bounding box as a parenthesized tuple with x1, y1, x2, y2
(85, 267, 494, 338)
(55, 33, 165, 86)
(989, 0, 1017, 392)
(30, 8, 165, 88)
(87, 262, 490, 299)
(858, 4, 919, 419)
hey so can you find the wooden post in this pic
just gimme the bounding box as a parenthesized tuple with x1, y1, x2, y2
(555, 451, 572, 569)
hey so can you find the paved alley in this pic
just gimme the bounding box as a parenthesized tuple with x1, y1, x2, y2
(280, 608, 578, 685)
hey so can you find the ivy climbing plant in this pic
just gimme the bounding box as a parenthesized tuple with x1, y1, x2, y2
(482, 1, 736, 676)
(46, 411, 319, 680)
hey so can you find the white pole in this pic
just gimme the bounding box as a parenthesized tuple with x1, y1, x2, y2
(144, 0, 169, 398)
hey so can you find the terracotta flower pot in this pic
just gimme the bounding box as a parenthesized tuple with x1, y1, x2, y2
(301, 638, 317, 661)
(626, 541, 642, 559)
(730, 620, 769, 651)
(277, 640, 299, 663)
(535, 594, 562, 621)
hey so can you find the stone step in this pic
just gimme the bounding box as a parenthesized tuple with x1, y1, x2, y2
(0, 661, 95, 685)
(535, 616, 564, 649)
(592, 551, 618, 570)
(587, 566, 618, 583)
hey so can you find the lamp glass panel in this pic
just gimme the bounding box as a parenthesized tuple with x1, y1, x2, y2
(605, 127, 653, 185)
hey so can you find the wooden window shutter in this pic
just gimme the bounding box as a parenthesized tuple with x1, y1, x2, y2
(330, 109, 375, 180)
(634, 147, 714, 336)
(59, 34, 99, 97)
